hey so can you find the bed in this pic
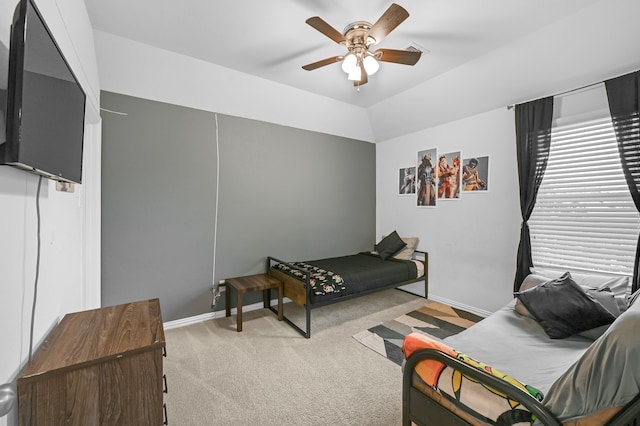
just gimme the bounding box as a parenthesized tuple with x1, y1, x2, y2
(402, 270, 640, 426)
(267, 232, 428, 338)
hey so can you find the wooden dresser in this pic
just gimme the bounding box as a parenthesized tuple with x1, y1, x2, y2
(17, 298, 167, 425)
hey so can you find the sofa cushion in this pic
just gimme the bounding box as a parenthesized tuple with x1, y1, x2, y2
(374, 230, 406, 261)
(515, 272, 617, 339)
(542, 306, 640, 423)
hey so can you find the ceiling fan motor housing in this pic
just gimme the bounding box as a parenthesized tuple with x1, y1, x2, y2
(343, 21, 376, 48)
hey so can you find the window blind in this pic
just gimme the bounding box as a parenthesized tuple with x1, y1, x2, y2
(529, 116, 640, 277)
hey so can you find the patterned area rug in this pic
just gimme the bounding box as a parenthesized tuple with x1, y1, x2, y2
(353, 300, 483, 366)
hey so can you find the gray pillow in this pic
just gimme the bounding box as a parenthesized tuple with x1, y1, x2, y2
(374, 231, 406, 261)
(515, 272, 617, 339)
(578, 285, 621, 340)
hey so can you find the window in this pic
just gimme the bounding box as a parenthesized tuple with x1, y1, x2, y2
(529, 110, 640, 278)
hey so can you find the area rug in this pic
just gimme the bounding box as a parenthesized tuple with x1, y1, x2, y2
(353, 300, 483, 366)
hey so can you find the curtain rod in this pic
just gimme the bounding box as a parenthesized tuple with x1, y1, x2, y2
(506, 80, 604, 110)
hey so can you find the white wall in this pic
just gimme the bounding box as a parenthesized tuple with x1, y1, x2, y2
(378, 108, 520, 315)
(375, 0, 640, 315)
(93, 31, 375, 143)
(369, 0, 640, 142)
(0, 0, 101, 424)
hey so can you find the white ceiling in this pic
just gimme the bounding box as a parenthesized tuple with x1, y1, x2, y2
(83, 0, 603, 109)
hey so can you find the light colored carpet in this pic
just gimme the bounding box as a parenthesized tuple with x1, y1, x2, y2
(163, 288, 427, 425)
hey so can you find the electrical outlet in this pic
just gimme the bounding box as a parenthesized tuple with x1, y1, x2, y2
(211, 281, 223, 309)
(55, 181, 74, 193)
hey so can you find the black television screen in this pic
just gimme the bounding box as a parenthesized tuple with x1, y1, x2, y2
(0, 0, 86, 184)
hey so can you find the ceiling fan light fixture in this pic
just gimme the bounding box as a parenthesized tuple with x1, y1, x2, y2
(302, 3, 416, 87)
(341, 53, 357, 74)
(362, 55, 380, 76)
(347, 65, 362, 81)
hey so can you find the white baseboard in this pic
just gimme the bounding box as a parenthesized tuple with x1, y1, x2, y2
(163, 311, 218, 330)
(399, 282, 491, 318)
(164, 293, 492, 330)
(428, 294, 492, 318)
(163, 299, 290, 330)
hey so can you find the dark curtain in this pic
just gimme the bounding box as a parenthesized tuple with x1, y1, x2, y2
(513, 97, 554, 292)
(605, 70, 640, 293)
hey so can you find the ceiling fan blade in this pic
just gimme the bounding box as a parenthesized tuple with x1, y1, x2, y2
(302, 56, 342, 71)
(367, 3, 409, 45)
(306, 17, 346, 45)
(375, 48, 421, 65)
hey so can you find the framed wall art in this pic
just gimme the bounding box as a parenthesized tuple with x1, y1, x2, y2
(462, 155, 489, 192)
(437, 151, 461, 200)
(399, 166, 416, 195)
(416, 148, 437, 207)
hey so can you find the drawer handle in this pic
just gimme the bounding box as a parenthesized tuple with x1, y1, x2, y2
(163, 403, 168, 425)
(163, 374, 168, 394)
(162, 346, 167, 357)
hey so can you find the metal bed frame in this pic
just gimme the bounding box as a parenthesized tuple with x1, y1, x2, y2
(266, 250, 428, 338)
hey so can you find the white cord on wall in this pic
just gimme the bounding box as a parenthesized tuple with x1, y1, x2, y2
(211, 113, 221, 308)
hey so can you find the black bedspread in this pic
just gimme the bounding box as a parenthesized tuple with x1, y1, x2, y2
(275, 252, 418, 304)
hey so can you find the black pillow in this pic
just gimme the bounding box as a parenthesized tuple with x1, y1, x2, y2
(514, 272, 617, 339)
(374, 231, 407, 261)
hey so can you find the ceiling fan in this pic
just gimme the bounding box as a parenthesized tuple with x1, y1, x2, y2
(302, 3, 421, 87)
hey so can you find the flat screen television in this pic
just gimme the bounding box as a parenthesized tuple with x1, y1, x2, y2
(0, 0, 86, 184)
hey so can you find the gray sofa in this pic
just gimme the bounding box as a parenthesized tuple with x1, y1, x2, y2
(403, 270, 640, 425)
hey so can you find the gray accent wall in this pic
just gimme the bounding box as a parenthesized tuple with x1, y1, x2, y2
(101, 92, 376, 321)
(101, 91, 218, 321)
